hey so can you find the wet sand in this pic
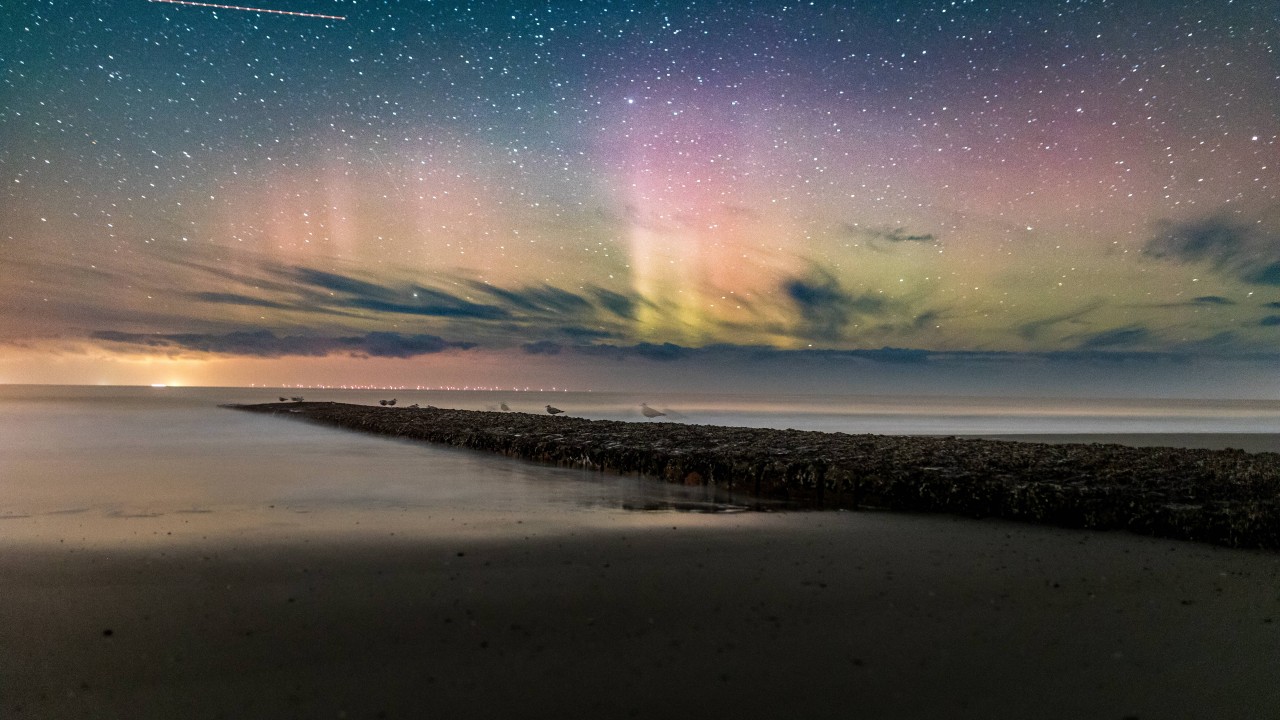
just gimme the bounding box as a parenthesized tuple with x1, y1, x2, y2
(4, 509, 1278, 719)
(5, 400, 1278, 718)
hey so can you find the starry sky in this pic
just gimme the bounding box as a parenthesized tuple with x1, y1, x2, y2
(2, 0, 1277, 395)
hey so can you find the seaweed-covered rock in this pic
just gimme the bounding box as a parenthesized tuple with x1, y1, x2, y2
(224, 401, 1280, 550)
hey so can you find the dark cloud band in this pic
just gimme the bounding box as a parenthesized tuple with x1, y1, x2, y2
(91, 330, 474, 358)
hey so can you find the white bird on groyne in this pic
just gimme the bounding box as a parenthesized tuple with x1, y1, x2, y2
(640, 403, 666, 418)
(545, 405, 564, 415)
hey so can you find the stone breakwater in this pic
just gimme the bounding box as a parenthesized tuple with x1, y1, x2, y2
(227, 402, 1280, 550)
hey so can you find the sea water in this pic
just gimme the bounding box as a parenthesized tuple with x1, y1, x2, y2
(0, 385, 741, 522)
(1, 385, 1277, 527)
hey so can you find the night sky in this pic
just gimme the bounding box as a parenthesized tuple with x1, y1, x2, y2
(2, 0, 1277, 395)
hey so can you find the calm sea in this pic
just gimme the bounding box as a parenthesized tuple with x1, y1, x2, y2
(2, 385, 1277, 527)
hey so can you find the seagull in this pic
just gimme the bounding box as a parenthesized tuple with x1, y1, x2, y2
(408, 403, 419, 408)
(640, 403, 666, 418)
(278, 396, 288, 402)
(500, 402, 510, 411)
(379, 399, 388, 406)
(545, 405, 564, 416)
(290, 396, 304, 402)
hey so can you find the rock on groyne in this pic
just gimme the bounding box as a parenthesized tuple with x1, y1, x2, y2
(226, 401, 1280, 550)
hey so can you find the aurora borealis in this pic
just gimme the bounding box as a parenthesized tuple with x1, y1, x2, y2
(2, 0, 1277, 394)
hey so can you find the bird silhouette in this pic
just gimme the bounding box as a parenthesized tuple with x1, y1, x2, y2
(388, 398, 397, 406)
(500, 402, 510, 411)
(640, 403, 666, 418)
(379, 399, 388, 406)
(278, 396, 287, 402)
(545, 404, 564, 415)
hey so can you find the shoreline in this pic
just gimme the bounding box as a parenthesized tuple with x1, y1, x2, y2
(972, 432, 1279, 454)
(226, 401, 1280, 550)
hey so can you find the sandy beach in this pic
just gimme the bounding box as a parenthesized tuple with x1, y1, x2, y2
(4, 507, 1279, 719)
(4, 391, 1278, 719)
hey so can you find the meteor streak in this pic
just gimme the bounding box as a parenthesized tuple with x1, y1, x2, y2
(148, 0, 346, 20)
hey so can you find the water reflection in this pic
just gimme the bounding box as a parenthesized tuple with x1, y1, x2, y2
(621, 501, 753, 513)
(0, 386, 781, 520)
(2, 386, 1275, 530)
(564, 473, 781, 513)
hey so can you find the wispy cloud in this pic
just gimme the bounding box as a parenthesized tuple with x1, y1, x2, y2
(1016, 300, 1103, 341)
(91, 330, 474, 358)
(289, 268, 510, 320)
(573, 341, 693, 361)
(1245, 263, 1280, 286)
(841, 224, 938, 244)
(1078, 326, 1152, 350)
(872, 227, 937, 243)
(590, 287, 640, 320)
(292, 268, 392, 298)
(190, 292, 296, 310)
(1145, 212, 1280, 286)
(521, 340, 563, 355)
(556, 325, 619, 341)
(558, 341, 937, 365)
(467, 281, 592, 315)
(553, 341, 1265, 367)
(783, 268, 888, 339)
(267, 267, 653, 341)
